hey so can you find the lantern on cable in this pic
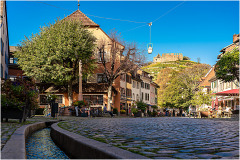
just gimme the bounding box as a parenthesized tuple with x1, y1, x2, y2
(147, 22, 153, 54)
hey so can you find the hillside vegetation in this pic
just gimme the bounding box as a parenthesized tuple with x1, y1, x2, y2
(142, 60, 197, 81)
(142, 60, 211, 108)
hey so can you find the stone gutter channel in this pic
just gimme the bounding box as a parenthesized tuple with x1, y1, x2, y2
(1, 121, 148, 159)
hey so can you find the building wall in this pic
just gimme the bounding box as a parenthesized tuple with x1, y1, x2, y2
(153, 53, 183, 63)
(150, 83, 156, 105)
(1, 1, 9, 79)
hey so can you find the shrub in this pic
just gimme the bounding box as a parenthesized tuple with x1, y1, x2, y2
(113, 108, 118, 114)
(1, 77, 39, 111)
(131, 108, 138, 115)
(120, 110, 126, 114)
(136, 101, 148, 112)
(73, 100, 87, 107)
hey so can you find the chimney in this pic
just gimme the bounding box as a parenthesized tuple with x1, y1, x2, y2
(233, 34, 239, 43)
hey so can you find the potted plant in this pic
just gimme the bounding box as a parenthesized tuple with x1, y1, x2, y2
(120, 109, 126, 116)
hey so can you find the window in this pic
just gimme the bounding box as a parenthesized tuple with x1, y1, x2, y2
(40, 95, 48, 105)
(145, 93, 149, 101)
(97, 74, 107, 83)
(145, 83, 150, 89)
(120, 74, 125, 81)
(126, 89, 132, 97)
(40, 95, 63, 105)
(55, 95, 63, 104)
(126, 75, 131, 83)
(120, 88, 125, 96)
(137, 82, 139, 89)
(141, 92, 144, 100)
(83, 95, 103, 105)
(97, 51, 110, 62)
(132, 81, 135, 88)
(141, 82, 144, 88)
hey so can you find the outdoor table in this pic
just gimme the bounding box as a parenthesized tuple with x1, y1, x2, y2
(223, 111, 231, 118)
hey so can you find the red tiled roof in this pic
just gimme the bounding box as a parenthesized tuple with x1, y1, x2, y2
(215, 89, 239, 96)
(64, 10, 99, 27)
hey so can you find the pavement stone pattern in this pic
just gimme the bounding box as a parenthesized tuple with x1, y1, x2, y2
(58, 117, 239, 159)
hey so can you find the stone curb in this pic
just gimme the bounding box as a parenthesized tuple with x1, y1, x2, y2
(1, 120, 58, 159)
(51, 122, 149, 159)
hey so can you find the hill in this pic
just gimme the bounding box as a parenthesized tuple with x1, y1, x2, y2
(142, 60, 198, 81)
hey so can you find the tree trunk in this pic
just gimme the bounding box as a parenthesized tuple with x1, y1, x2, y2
(107, 83, 113, 111)
(68, 80, 73, 106)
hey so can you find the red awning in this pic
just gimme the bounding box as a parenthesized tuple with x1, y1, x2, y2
(215, 89, 239, 96)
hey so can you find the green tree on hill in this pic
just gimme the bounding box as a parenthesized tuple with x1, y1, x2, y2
(14, 19, 97, 105)
(162, 64, 211, 109)
(183, 56, 191, 60)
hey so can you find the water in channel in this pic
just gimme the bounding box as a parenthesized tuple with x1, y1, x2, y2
(26, 127, 69, 159)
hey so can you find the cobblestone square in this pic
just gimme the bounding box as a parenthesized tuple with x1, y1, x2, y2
(59, 117, 239, 159)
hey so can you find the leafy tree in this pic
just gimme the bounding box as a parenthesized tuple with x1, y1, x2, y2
(136, 101, 148, 112)
(162, 64, 211, 109)
(155, 68, 177, 107)
(183, 56, 191, 60)
(215, 47, 239, 86)
(14, 19, 97, 105)
(191, 87, 212, 107)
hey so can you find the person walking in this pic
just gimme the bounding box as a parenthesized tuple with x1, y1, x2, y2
(75, 106, 79, 117)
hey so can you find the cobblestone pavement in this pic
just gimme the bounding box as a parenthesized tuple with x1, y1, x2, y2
(59, 117, 239, 159)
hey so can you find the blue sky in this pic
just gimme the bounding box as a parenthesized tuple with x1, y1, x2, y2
(7, 1, 239, 66)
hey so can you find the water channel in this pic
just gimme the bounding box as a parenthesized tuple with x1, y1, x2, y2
(26, 127, 69, 159)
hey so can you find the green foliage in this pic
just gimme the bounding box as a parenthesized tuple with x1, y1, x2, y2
(151, 105, 158, 110)
(73, 100, 87, 107)
(136, 101, 148, 112)
(142, 60, 197, 81)
(215, 47, 239, 85)
(113, 108, 118, 114)
(1, 77, 39, 111)
(191, 87, 212, 107)
(15, 19, 97, 84)
(1, 95, 25, 110)
(14, 19, 97, 105)
(46, 93, 58, 102)
(120, 110, 126, 114)
(183, 56, 191, 60)
(131, 108, 138, 114)
(162, 64, 211, 109)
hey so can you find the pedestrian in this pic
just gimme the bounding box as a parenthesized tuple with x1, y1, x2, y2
(173, 109, 175, 117)
(179, 108, 183, 117)
(75, 106, 79, 117)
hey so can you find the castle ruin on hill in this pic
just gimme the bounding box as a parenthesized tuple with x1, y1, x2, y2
(153, 53, 183, 63)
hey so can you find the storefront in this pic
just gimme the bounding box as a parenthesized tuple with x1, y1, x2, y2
(215, 89, 239, 113)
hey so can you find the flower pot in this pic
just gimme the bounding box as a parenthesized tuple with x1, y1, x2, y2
(200, 111, 208, 118)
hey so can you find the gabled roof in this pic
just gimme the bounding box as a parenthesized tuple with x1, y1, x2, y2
(64, 10, 99, 27)
(199, 66, 215, 87)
